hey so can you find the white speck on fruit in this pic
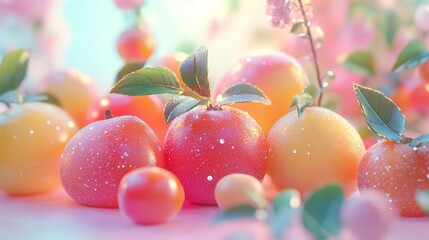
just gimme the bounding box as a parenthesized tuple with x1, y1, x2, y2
(413, 147, 418, 151)
(292, 149, 297, 154)
(246, 57, 252, 63)
(46, 120, 52, 125)
(89, 127, 94, 131)
(307, 152, 310, 156)
(426, 174, 429, 179)
(231, 146, 235, 149)
(207, 176, 213, 181)
(219, 139, 225, 144)
(55, 126, 60, 131)
(29, 130, 35, 135)
(12, 136, 17, 140)
(104, 131, 108, 134)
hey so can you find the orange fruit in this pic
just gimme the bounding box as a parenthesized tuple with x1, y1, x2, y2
(267, 107, 365, 196)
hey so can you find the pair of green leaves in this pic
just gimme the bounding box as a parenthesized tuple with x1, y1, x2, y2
(354, 84, 429, 147)
(342, 39, 429, 78)
(290, 84, 319, 117)
(215, 184, 344, 240)
(111, 46, 270, 123)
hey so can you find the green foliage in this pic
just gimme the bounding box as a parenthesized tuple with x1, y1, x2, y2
(217, 83, 271, 106)
(340, 50, 375, 77)
(0, 49, 29, 95)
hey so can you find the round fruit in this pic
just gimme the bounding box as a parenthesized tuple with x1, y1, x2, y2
(118, 167, 185, 225)
(164, 105, 267, 205)
(117, 26, 156, 62)
(215, 173, 264, 211)
(214, 50, 308, 134)
(342, 190, 395, 240)
(0, 102, 78, 195)
(60, 114, 163, 208)
(38, 69, 100, 128)
(267, 107, 365, 196)
(358, 140, 429, 217)
(86, 93, 167, 141)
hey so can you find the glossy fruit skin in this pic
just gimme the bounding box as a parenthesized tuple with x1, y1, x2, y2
(60, 115, 163, 208)
(215, 173, 264, 211)
(164, 105, 267, 205)
(117, 27, 156, 62)
(341, 190, 395, 240)
(86, 93, 167, 141)
(214, 50, 308, 134)
(358, 140, 429, 217)
(267, 107, 365, 196)
(118, 167, 185, 225)
(38, 69, 100, 128)
(0, 102, 78, 195)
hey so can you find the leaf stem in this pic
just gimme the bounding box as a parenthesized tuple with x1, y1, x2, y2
(297, 0, 323, 106)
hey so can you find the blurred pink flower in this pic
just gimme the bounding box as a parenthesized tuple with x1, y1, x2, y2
(0, 0, 57, 21)
(113, 0, 144, 10)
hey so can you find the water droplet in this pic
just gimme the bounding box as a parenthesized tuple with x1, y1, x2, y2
(426, 174, 429, 179)
(29, 130, 35, 135)
(246, 57, 252, 63)
(207, 176, 213, 181)
(55, 126, 60, 131)
(389, 199, 393, 203)
(89, 127, 94, 131)
(292, 149, 297, 154)
(46, 120, 52, 125)
(104, 130, 108, 134)
(231, 146, 235, 149)
(413, 147, 418, 151)
(219, 139, 225, 144)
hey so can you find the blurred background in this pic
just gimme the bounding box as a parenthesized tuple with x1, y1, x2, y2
(1, 0, 429, 135)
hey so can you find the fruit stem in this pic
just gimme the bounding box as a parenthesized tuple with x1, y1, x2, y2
(104, 109, 113, 119)
(402, 135, 413, 143)
(207, 103, 221, 111)
(297, 0, 323, 106)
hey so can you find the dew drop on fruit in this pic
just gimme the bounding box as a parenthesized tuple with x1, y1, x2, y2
(292, 149, 297, 154)
(207, 176, 213, 181)
(29, 130, 35, 135)
(219, 139, 225, 144)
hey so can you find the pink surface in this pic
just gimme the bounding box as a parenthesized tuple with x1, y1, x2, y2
(1, 189, 429, 240)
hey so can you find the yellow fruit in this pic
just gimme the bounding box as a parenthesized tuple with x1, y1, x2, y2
(267, 107, 365, 196)
(0, 102, 78, 195)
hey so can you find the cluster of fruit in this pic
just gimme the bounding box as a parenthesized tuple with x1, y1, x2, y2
(1, 1, 429, 238)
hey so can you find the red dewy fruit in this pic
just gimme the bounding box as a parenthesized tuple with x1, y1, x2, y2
(60, 112, 163, 208)
(118, 167, 185, 225)
(164, 105, 267, 205)
(358, 140, 429, 217)
(86, 93, 167, 141)
(117, 27, 156, 62)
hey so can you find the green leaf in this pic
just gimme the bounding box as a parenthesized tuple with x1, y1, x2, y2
(409, 134, 429, 148)
(379, 10, 400, 46)
(213, 205, 257, 224)
(340, 50, 375, 77)
(23, 93, 50, 103)
(115, 61, 145, 84)
(0, 49, 30, 95)
(290, 22, 306, 34)
(392, 39, 429, 72)
(303, 84, 319, 98)
(354, 84, 406, 142)
(416, 190, 429, 215)
(180, 46, 211, 98)
(217, 83, 271, 106)
(290, 93, 313, 118)
(302, 184, 344, 240)
(164, 95, 201, 123)
(269, 189, 301, 238)
(111, 67, 183, 96)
